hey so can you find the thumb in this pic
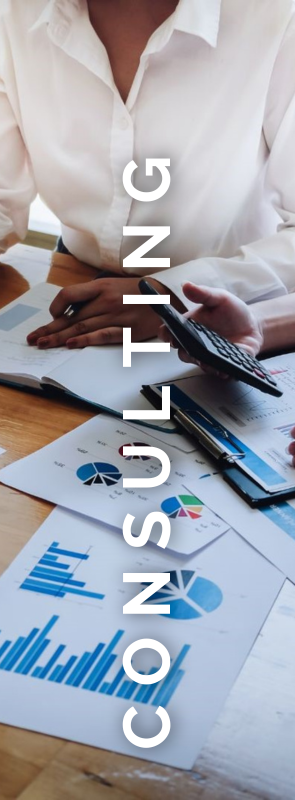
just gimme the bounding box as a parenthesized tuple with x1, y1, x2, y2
(182, 282, 225, 309)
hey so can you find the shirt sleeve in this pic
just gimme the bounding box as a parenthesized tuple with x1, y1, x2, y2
(152, 13, 295, 310)
(0, 22, 36, 254)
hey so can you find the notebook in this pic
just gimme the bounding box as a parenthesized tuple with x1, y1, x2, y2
(0, 283, 198, 426)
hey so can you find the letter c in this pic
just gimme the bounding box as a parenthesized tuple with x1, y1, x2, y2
(123, 706, 171, 748)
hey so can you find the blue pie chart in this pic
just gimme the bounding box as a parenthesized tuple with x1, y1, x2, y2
(143, 570, 223, 620)
(76, 461, 122, 487)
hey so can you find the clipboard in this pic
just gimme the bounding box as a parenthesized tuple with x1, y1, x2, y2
(141, 384, 295, 509)
(174, 409, 295, 508)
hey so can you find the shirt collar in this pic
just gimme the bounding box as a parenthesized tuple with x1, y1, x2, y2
(30, 0, 222, 47)
(29, 1, 81, 33)
(173, 0, 222, 47)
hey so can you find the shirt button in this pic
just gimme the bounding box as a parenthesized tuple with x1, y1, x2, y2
(119, 117, 129, 130)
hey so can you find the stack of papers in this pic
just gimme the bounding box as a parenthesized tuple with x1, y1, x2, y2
(0, 415, 229, 556)
(0, 278, 294, 769)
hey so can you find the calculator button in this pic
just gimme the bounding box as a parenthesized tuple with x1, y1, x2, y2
(253, 368, 267, 379)
(189, 321, 203, 332)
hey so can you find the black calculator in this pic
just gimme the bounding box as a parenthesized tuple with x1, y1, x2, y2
(139, 280, 283, 397)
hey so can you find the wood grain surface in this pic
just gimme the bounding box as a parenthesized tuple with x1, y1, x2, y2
(0, 249, 294, 800)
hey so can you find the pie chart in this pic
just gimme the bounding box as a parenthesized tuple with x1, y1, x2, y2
(118, 443, 151, 461)
(76, 462, 122, 487)
(161, 494, 203, 520)
(144, 570, 223, 620)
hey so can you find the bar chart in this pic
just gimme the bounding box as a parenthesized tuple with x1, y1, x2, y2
(0, 615, 190, 708)
(19, 541, 105, 602)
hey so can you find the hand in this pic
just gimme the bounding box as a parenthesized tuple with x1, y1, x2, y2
(27, 276, 168, 348)
(160, 282, 264, 366)
(287, 427, 295, 467)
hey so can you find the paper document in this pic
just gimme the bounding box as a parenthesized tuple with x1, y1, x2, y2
(0, 507, 283, 769)
(0, 415, 229, 556)
(187, 470, 295, 583)
(0, 283, 73, 386)
(0, 244, 51, 281)
(154, 354, 295, 493)
(45, 342, 197, 414)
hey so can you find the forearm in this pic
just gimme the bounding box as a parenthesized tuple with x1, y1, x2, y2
(152, 228, 295, 309)
(252, 293, 295, 354)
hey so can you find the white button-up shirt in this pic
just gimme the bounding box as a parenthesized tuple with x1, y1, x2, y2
(1, 0, 295, 306)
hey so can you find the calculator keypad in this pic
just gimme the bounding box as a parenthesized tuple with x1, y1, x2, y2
(188, 319, 279, 389)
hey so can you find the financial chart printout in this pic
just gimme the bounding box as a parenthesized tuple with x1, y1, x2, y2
(0, 416, 230, 556)
(0, 508, 283, 768)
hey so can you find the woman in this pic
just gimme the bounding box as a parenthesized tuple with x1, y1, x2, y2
(1, 1, 295, 347)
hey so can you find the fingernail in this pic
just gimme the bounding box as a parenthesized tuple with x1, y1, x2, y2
(66, 339, 78, 348)
(27, 333, 38, 344)
(37, 337, 50, 349)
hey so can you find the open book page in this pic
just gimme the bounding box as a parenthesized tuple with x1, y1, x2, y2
(0, 283, 75, 387)
(0, 280, 200, 428)
(45, 343, 198, 415)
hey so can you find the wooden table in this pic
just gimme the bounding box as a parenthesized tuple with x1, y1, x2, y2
(0, 249, 295, 800)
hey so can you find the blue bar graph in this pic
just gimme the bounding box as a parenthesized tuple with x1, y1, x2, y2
(19, 541, 105, 601)
(133, 668, 158, 704)
(152, 644, 191, 706)
(85, 654, 117, 693)
(0, 627, 39, 670)
(49, 656, 77, 683)
(83, 631, 123, 691)
(117, 679, 140, 700)
(0, 615, 190, 708)
(0, 641, 12, 658)
(102, 666, 125, 696)
(15, 617, 58, 675)
(32, 644, 66, 679)
(66, 644, 104, 687)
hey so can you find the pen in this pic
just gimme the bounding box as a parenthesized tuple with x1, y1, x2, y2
(174, 410, 245, 462)
(182, 407, 245, 455)
(63, 274, 105, 318)
(63, 302, 84, 318)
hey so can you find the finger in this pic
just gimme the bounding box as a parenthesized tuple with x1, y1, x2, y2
(35, 316, 112, 348)
(232, 341, 256, 357)
(178, 348, 199, 364)
(182, 282, 227, 308)
(66, 327, 124, 348)
(158, 325, 179, 349)
(287, 440, 295, 456)
(27, 290, 114, 344)
(49, 280, 102, 318)
(27, 315, 77, 344)
(158, 323, 171, 342)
